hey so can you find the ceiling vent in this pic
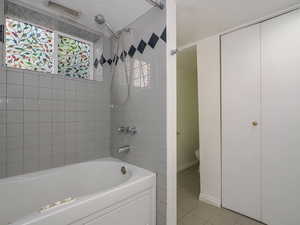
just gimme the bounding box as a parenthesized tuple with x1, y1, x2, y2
(47, 0, 81, 18)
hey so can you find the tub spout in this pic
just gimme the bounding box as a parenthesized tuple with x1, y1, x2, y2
(118, 145, 131, 154)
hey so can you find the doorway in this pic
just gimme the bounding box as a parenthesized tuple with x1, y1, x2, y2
(176, 45, 200, 223)
(176, 43, 265, 225)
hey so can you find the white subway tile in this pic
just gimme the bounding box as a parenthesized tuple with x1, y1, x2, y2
(24, 86, 38, 99)
(7, 124, 23, 137)
(0, 68, 6, 84)
(39, 111, 52, 122)
(39, 75, 52, 88)
(7, 111, 23, 123)
(39, 100, 52, 111)
(39, 87, 52, 99)
(7, 84, 23, 98)
(7, 98, 23, 111)
(24, 111, 39, 123)
(0, 98, 6, 111)
(24, 72, 39, 87)
(52, 77, 65, 90)
(24, 123, 39, 137)
(0, 84, 6, 97)
(24, 99, 39, 111)
(6, 162, 23, 177)
(7, 69, 23, 85)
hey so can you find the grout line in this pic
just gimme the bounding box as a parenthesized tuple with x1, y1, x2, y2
(50, 74, 54, 169)
(38, 73, 41, 170)
(21, 70, 24, 174)
(4, 68, 7, 177)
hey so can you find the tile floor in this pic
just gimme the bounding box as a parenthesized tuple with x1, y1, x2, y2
(177, 165, 264, 225)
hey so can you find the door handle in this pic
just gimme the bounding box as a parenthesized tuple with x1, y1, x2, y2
(252, 121, 258, 126)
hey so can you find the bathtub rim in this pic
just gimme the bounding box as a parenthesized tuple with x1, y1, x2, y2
(0, 157, 153, 185)
(1, 158, 156, 225)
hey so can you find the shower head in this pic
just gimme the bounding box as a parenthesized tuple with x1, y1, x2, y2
(94, 14, 131, 39)
(94, 14, 118, 39)
(94, 14, 106, 25)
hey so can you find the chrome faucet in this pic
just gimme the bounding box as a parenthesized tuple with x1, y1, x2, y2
(117, 126, 137, 136)
(126, 126, 137, 136)
(118, 145, 131, 154)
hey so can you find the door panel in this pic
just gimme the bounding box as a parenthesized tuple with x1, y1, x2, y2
(221, 24, 261, 220)
(261, 9, 300, 225)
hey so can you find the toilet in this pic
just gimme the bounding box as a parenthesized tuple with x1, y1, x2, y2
(195, 149, 199, 160)
(195, 149, 200, 173)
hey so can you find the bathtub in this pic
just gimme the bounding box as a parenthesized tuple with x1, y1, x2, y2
(0, 158, 156, 225)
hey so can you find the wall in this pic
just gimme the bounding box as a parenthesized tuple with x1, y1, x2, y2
(0, 0, 5, 178)
(111, 8, 167, 225)
(0, 0, 4, 65)
(197, 35, 221, 207)
(0, 38, 112, 178)
(177, 46, 199, 171)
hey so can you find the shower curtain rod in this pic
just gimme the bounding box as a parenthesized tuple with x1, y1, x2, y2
(145, 0, 164, 10)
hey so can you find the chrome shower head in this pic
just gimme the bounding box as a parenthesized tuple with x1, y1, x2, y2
(94, 14, 118, 39)
(94, 14, 106, 25)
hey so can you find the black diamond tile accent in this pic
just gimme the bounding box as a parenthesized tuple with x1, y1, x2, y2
(120, 51, 127, 62)
(148, 33, 159, 49)
(160, 27, 166, 43)
(128, 45, 136, 58)
(107, 59, 112, 65)
(114, 56, 119, 65)
(94, 58, 99, 68)
(137, 40, 147, 54)
(0, 25, 4, 43)
(100, 55, 106, 66)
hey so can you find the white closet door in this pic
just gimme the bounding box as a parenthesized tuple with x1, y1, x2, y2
(221, 24, 261, 220)
(261, 9, 300, 225)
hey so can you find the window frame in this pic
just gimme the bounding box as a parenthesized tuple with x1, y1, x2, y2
(5, 16, 94, 80)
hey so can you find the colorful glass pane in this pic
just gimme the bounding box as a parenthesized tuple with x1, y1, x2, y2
(5, 18, 54, 72)
(58, 35, 91, 79)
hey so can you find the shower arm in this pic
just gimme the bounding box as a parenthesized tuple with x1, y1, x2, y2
(104, 23, 119, 39)
(145, 0, 164, 10)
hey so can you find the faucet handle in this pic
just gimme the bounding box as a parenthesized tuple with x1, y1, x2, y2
(127, 126, 137, 136)
(117, 126, 126, 134)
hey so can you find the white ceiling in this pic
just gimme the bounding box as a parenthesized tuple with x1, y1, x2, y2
(177, 0, 300, 47)
(13, 0, 152, 33)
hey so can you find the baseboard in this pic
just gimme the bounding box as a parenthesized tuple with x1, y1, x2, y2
(199, 193, 221, 208)
(177, 160, 198, 172)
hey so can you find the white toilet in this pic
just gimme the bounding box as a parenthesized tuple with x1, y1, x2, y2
(195, 149, 200, 173)
(195, 149, 199, 160)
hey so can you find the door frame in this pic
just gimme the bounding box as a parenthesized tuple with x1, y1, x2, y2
(166, 0, 177, 225)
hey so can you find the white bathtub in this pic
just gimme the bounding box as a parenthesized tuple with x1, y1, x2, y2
(0, 158, 156, 225)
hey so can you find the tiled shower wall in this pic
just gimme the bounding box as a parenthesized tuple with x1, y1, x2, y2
(111, 8, 167, 225)
(0, 47, 112, 178)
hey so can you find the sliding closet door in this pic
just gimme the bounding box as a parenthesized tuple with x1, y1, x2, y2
(261, 10, 300, 225)
(221, 25, 261, 220)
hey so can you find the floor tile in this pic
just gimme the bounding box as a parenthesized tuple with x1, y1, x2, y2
(177, 166, 263, 225)
(235, 215, 264, 225)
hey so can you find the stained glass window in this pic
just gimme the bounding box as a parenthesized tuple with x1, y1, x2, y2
(5, 18, 54, 72)
(5, 18, 93, 80)
(58, 35, 92, 79)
